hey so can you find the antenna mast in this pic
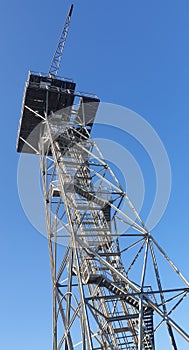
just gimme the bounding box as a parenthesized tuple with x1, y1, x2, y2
(48, 4, 74, 77)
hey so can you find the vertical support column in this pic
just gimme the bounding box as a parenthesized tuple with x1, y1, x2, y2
(138, 294, 144, 350)
(53, 281, 57, 350)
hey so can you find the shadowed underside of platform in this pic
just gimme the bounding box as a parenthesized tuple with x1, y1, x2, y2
(16, 72, 99, 154)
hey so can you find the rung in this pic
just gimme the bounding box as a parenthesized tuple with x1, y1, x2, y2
(84, 228, 109, 232)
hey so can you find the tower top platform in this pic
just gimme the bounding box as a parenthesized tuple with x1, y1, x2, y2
(16, 71, 99, 154)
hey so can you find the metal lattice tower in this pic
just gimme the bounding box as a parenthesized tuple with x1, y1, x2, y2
(16, 6, 189, 350)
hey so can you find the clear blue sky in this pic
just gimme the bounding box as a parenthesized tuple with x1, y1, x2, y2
(1, 0, 189, 349)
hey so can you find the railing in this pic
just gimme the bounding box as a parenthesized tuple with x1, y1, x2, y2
(28, 71, 99, 99)
(29, 70, 74, 82)
(74, 90, 99, 99)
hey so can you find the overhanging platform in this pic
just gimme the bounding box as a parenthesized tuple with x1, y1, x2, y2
(16, 72, 76, 153)
(16, 71, 100, 154)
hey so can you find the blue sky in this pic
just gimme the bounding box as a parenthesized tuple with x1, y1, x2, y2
(1, 0, 189, 349)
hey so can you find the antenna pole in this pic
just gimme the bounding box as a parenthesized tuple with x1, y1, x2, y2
(48, 4, 74, 77)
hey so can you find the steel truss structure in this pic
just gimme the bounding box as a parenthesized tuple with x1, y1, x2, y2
(16, 6, 189, 348)
(39, 101, 189, 350)
(17, 72, 189, 349)
(48, 4, 74, 78)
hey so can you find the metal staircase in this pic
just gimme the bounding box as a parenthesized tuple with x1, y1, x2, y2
(47, 117, 155, 349)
